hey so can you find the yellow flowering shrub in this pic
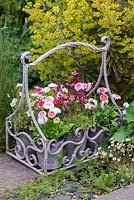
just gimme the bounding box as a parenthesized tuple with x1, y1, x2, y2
(23, 0, 134, 95)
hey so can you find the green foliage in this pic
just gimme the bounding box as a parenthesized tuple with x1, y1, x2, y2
(0, 0, 33, 151)
(42, 119, 74, 139)
(0, 0, 35, 29)
(125, 101, 134, 123)
(95, 170, 116, 193)
(112, 101, 134, 141)
(79, 157, 133, 194)
(0, 26, 33, 151)
(0, 29, 15, 151)
(1, 144, 134, 199)
(1, 160, 133, 200)
(116, 164, 134, 187)
(23, 0, 134, 99)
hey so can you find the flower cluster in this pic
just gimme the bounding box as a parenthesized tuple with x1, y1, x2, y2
(98, 137, 134, 163)
(11, 71, 122, 139)
(30, 77, 94, 126)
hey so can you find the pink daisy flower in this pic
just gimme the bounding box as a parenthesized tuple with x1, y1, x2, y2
(54, 99, 61, 105)
(35, 87, 43, 94)
(48, 109, 57, 118)
(44, 96, 54, 102)
(100, 94, 109, 102)
(84, 83, 93, 92)
(43, 102, 54, 109)
(97, 87, 109, 94)
(71, 71, 79, 76)
(74, 82, 84, 91)
(37, 101, 45, 108)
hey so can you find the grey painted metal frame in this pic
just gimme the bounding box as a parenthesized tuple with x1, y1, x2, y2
(6, 36, 123, 174)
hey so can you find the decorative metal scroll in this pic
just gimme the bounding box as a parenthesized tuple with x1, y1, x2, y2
(6, 36, 123, 174)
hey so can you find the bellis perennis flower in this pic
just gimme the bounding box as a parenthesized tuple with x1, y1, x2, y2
(48, 109, 57, 118)
(43, 102, 54, 109)
(71, 71, 79, 76)
(37, 101, 45, 108)
(100, 93, 109, 102)
(35, 87, 43, 94)
(85, 98, 98, 110)
(97, 87, 109, 94)
(74, 82, 84, 91)
(53, 117, 60, 123)
(48, 83, 58, 88)
(10, 98, 17, 107)
(11, 72, 123, 140)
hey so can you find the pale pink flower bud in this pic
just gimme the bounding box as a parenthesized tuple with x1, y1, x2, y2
(52, 107, 61, 114)
(38, 116, 48, 125)
(112, 94, 121, 100)
(123, 102, 129, 108)
(38, 117, 45, 125)
(86, 98, 97, 110)
(38, 111, 46, 118)
(88, 98, 98, 107)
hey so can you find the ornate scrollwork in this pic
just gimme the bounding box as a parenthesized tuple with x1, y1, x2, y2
(15, 137, 26, 159)
(25, 146, 38, 167)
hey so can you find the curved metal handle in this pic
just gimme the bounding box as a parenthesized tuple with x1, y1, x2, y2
(20, 36, 111, 67)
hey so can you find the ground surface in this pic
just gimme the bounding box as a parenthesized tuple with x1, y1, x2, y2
(95, 184, 134, 200)
(0, 153, 36, 195)
(0, 153, 133, 200)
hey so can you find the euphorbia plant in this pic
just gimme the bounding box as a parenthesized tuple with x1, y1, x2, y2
(10, 71, 121, 140)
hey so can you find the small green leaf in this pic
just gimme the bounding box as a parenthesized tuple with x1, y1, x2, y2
(112, 126, 126, 142)
(125, 102, 134, 123)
